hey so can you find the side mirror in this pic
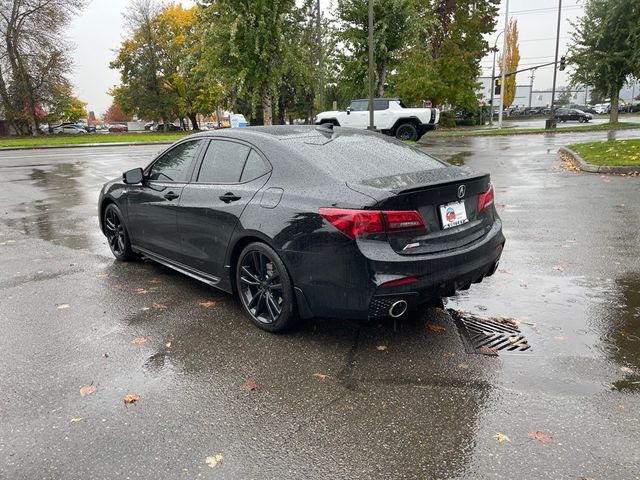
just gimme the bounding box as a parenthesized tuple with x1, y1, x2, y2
(123, 167, 144, 184)
(346, 106, 351, 115)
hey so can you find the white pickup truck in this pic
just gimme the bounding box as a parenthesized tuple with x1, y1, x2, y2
(314, 98, 439, 141)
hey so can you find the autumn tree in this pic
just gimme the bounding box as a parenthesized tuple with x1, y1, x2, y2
(569, 0, 640, 122)
(0, 0, 83, 135)
(499, 19, 520, 110)
(393, 0, 500, 110)
(103, 102, 130, 123)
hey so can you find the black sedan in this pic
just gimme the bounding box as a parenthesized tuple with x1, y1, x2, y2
(554, 108, 592, 123)
(98, 126, 504, 332)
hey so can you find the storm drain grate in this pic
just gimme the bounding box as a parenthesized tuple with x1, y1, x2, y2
(448, 309, 531, 355)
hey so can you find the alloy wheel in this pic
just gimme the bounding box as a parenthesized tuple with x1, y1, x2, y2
(239, 251, 284, 324)
(104, 208, 126, 256)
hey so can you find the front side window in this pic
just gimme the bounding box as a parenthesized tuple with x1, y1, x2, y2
(148, 140, 202, 182)
(350, 100, 368, 111)
(197, 140, 251, 183)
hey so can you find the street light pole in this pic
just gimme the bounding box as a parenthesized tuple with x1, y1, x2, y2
(367, 0, 375, 130)
(528, 68, 536, 108)
(489, 30, 504, 126)
(497, 0, 509, 129)
(550, 0, 562, 111)
(317, 0, 324, 113)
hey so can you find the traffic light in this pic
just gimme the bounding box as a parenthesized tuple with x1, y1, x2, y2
(559, 56, 566, 71)
(494, 78, 501, 95)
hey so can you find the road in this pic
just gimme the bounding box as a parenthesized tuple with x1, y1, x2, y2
(501, 114, 640, 129)
(1, 130, 639, 479)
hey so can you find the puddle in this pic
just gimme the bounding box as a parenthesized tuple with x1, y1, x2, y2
(444, 151, 473, 166)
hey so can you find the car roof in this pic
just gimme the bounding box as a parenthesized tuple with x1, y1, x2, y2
(350, 98, 402, 102)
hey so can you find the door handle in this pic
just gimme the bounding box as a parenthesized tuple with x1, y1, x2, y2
(219, 192, 241, 203)
(164, 191, 179, 200)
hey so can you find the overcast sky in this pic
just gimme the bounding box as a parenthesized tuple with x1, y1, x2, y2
(68, 0, 584, 115)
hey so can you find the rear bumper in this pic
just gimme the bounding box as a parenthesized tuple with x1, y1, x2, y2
(283, 219, 504, 320)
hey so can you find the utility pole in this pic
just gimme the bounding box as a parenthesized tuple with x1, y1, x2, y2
(317, 0, 324, 113)
(550, 0, 562, 111)
(489, 30, 504, 126)
(528, 69, 536, 108)
(367, 0, 375, 130)
(497, 0, 509, 129)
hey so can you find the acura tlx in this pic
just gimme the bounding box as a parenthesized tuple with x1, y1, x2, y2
(99, 125, 504, 332)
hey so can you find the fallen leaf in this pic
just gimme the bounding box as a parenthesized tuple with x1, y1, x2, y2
(150, 278, 162, 284)
(376, 345, 388, 351)
(79, 384, 96, 397)
(428, 324, 446, 333)
(111, 283, 123, 289)
(96, 273, 109, 278)
(56, 304, 70, 309)
(553, 265, 564, 272)
(313, 372, 331, 381)
(135, 288, 150, 295)
(458, 362, 469, 369)
(520, 281, 528, 288)
(199, 300, 216, 309)
(621, 366, 633, 374)
(123, 394, 140, 406)
(102, 352, 110, 358)
(494, 432, 510, 443)
(243, 379, 259, 391)
(131, 336, 148, 345)
(480, 346, 498, 356)
(69, 417, 83, 423)
(153, 303, 168, 311)
(528, 430, 553, 444)
(141, 307, 151, 311)
(508, 336, 519, 344)
(205, 454, 223, 468)
(165, 342, 171, 348)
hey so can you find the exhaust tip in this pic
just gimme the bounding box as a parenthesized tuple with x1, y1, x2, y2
(388, 300, 408, 318)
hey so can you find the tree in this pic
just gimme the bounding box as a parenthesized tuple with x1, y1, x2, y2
(200, 0, 312, 125)
(568, 0, 640, 122)
(333, 0, 412, 103)
(103, 102, 130, 123)
(393, 0, 500, 110)
(499, 19, 520, 109)
(554, 89, 572, 106)
(0, 0, 83, 135)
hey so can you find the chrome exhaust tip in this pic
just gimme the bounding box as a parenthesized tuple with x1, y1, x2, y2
(388, 300, 408, 318)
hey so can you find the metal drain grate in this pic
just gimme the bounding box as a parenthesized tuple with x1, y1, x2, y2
(448, 309, 531, 355)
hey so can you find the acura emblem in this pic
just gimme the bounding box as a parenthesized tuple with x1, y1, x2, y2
(457, 185, 466, 199)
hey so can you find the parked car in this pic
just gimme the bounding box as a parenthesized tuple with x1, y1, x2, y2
(98, 126, 504, 332)
(108, 124, 129, 133)
(594, 103, 611, 114)
(554, 108, 592, 123)
(82, 124, 97, 133)
(53, 124, 87, 134)
(315, 98, 440, 142)
(622, 101, 640, 113)
(152, 123, 182, 132)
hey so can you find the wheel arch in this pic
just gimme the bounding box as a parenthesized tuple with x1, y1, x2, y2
(390, 116, 423, 133)
(318, 118, 340, 127)
(99, 197, 117, 234)
(226, 231, 283, 294)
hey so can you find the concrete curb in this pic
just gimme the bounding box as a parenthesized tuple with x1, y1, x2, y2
(0, 141, 175, 152)
(558, 146, 640, 174)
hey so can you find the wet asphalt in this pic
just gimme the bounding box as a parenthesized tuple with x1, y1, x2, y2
(1, 129, 639, 479)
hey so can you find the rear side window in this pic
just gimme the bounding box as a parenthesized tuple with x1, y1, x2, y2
(373, 99, 389, 110)
(240, 150, 269, 182)
(197, 140, 250, 183)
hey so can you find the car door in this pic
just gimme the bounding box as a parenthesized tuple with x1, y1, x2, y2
(126, 139, 204, 262)
(341, 100, 368, 128)
(178, 139, 271, 279)
(373, 99, 392, 129)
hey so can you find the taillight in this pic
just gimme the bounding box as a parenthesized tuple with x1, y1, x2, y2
(478, 184, 494, 212)
(319, 208, 425, 239)
(381, 276, 418, 288)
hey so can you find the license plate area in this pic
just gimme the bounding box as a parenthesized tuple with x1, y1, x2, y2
(439, 201, 469, 229)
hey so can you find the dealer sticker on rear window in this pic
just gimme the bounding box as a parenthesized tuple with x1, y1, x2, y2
(439, 201, 469, 230)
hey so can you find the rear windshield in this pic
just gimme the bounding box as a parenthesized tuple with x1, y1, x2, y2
(280, 133, 444, 182)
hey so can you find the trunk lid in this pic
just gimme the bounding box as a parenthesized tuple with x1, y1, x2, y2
(348, 167, 495, 255)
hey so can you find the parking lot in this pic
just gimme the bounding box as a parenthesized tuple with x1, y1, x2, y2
(1, 130, 640, 479)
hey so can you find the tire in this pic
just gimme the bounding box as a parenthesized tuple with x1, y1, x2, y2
(236, 242, 298, 332)
(395, 123, 418, 141)
(103, 203, 136, 261)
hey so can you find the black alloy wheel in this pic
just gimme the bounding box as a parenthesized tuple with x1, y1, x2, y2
(236, 242, 297, 332)
(104, 203, 136, 261)
(395, 123, 418, 141)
